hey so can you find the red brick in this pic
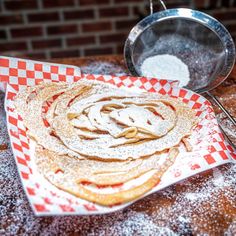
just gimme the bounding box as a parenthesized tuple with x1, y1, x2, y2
(214, 10, 236, 21)
(50, 49, 80, 58)
(132, 6, 143, 16)
(79, 0, 109, 6)
(144, 1, 189, 12)
(66, 36, 95, 46)
(0, 15, 23, 25)
(115, 19, 137, 30)
(82, 22, 112, 32)
(64, 9, 94, 20)
(11, 27, 42, 38)
(84, 47, 113, 56)
(221, 0, 232, 7)
(194, 0, 206, 8)
(24, 52, 47, 59)
(32, 39, 62, 49)
(4, 0, 38, 10)
(226, 24, 236, 34)
(43, 0, 74, 8)
(28, 12, 59, 23)
(114, 0, 143, 2)
(207, 0, 219, 9)
(164, 2, 190, 8)
(47, 24, 78, 35)
(99, 33, 126, 43)
(0, 42, 27, 52)
(0, 30, 7, 39)
(116, 45, 124, 54)
(99, 7, 129, 18)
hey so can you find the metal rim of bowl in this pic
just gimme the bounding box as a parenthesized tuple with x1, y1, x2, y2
(124, 8, 236, 93)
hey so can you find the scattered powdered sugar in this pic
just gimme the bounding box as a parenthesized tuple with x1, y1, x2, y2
(0, 61, 236, 235)
(212, 168, 226, 187)
(141, 54, 190, 87)
(96, 211, 178, 236)
(80, 61, 127, 76)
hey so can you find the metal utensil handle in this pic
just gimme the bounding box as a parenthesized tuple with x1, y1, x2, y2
(150, 0, 167, 15)
(206, 92, 236, 148)
(218, 122, 236, 149)
(206, 91, 236, 126)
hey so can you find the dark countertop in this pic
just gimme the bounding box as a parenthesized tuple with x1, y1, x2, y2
(0, 55, 235, 235)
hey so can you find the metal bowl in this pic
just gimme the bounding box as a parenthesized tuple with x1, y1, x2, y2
(124, 8, 235, 94)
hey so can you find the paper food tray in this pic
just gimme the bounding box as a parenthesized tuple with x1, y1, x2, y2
(0, 56, 235, 216)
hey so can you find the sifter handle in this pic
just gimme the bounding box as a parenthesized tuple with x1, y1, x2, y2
(206, 91, 236, 126)
(218, 122, 236, 149)
(206, 92, 236, 148)
(150, 0, 167, 15)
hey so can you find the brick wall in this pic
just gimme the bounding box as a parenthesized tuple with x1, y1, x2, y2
(0, 0, 236, 59)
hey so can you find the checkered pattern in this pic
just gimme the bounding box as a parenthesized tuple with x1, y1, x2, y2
(0, 56, 81, 93)
(82, 74, 178, 95)
(1, 56, 235, 216)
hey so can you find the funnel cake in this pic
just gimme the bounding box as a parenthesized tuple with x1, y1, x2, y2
(14, 80, 197, 206)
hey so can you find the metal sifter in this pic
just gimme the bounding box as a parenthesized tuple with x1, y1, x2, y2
(124, 0, 236, 131)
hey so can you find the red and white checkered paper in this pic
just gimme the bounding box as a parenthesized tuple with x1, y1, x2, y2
(0, 56, 235, 216)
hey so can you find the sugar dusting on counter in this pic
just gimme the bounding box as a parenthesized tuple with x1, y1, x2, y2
(141, 54, 190, 87)
(0, 61, 235, 235)
(80, 61, 127, 76)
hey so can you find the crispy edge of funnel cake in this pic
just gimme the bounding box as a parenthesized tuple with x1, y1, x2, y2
(35, 146, 179, 206)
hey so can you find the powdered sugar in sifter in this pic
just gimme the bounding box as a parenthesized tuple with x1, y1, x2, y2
(124, 0, 236, 135)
